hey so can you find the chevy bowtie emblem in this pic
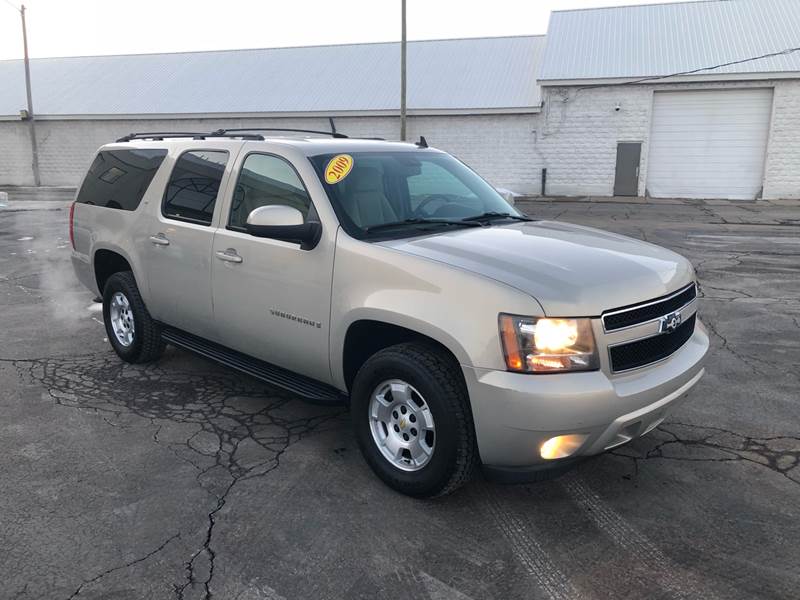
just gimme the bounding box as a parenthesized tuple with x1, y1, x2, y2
(659, 310, 682, 334)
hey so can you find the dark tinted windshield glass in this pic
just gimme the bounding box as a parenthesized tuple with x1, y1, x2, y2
(76, 149, 167, 210)
(163, 150, 229, 226)
(309, 151, 521, 239)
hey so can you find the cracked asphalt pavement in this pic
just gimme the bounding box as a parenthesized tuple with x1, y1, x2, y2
(1, 195, 798, 599)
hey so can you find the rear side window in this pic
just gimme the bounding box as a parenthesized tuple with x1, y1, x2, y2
(163, 150, 229, 226)
(76, 149, 167, 210)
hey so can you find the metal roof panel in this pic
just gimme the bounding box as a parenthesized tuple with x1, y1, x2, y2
(539, 0, 800, 82)
(0, 36, 546, 117)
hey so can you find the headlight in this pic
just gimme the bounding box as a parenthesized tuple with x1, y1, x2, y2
(499, 314, 599, 373)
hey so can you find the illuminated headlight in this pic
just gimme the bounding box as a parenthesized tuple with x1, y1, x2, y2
(499, 315, 599, 373)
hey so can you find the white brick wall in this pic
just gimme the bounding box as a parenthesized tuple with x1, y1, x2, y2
(537, 79, 800, 199)
(0, 122, 34, 186)
(763, 80, 800, 200)
(537, 85, 651, 196)
(408, 114, 543, 195)
(25, 116, 398, 187)
(2, 79, 797, 198)
(0, 113, 543, 194)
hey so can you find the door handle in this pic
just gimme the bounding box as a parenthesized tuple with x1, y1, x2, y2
(215, 249, 243, 264)
(149, 233, 170, 246)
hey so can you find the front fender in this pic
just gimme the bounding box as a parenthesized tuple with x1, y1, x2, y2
(328, 233, 543, 389)
(331, 307, 473, 389)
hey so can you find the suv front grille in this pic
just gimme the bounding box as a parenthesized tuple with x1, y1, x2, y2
(603, 283, 696, 332)
(609, 314, 696, 372)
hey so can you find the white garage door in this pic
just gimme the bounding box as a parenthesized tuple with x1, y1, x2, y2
(646, 89, 773, 200)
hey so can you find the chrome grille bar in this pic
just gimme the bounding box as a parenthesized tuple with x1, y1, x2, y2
(602, 283, 697, 332)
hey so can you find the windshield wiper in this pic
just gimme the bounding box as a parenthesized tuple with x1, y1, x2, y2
(461, 211, 533, 223)
(365, 218, 484, 234)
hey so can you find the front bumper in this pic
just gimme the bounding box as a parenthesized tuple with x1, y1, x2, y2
(462, 320, 709, 477)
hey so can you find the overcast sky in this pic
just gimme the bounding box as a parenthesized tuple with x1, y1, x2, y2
(0, 0, 702, 61)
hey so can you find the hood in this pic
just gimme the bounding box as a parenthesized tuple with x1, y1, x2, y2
(378, 221, 694, 316)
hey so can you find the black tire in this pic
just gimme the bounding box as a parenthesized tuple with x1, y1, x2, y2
(351, 342, 478, 498)
(102, 271, 165, 364)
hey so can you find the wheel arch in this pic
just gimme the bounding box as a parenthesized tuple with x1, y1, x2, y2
(93, 245, 138, 294)
(338, 313, 469, 392)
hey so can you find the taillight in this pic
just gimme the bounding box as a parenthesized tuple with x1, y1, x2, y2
(69, 201, 76, 250)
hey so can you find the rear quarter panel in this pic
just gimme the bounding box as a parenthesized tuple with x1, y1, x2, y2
(70, 143, 175, 302)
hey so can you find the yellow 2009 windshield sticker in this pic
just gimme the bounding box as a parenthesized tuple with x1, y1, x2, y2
(325, 154, 354, 184)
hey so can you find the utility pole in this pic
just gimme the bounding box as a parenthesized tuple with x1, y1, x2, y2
(20, 4, 41, 186)
(400, 0, 407, 141)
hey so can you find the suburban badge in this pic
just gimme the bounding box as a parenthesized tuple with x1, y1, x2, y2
(270, 309, 322, 329)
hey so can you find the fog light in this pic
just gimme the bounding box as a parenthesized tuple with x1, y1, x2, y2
(540, 434, 587, 460)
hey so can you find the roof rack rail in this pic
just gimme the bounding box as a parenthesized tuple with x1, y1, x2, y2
(116, 131, 265, 143)
(210, 128, 349, 139)
(116, 132, 205, 142)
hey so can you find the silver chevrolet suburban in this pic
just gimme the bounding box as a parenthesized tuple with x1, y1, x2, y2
(70, 129, 709, 497)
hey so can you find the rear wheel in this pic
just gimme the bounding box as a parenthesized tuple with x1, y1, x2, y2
(351, 342, 478, 497)
(102, 271, 165, 363)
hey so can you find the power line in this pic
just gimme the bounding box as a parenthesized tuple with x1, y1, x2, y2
(572, 45, 800, 95)
(2, 0, 21, 12)
(619, 45, 800, 86)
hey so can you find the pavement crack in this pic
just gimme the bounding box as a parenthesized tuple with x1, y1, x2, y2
(11, 352, 345, 600)
(697, 282, 753, 300)
(67, 532, 180, 599)
(624, 421, 800, 486)
(701, 315, 771, 375)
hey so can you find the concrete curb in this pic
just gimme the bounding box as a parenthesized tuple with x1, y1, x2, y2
(0, 186, 76, 202)
(517, 195, 800, 208)
(2, 188, 798, 209)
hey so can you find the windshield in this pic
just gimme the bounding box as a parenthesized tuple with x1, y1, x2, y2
(309, 151, 524, 239)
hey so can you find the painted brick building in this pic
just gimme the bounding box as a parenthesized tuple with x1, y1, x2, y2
(1, 0, 799, 200)
(535, 0, 800, 200)
(0, 37, 546, 194)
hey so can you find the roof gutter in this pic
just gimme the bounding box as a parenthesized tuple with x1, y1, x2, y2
(538, 71, 800, 87)
(0, 106, 542, 122)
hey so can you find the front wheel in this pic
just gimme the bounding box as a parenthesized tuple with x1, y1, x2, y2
(102, 271, 165, 364)
(351, 342, 478, 497)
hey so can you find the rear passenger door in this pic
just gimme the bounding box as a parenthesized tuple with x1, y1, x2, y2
(143, 146, 238, 338)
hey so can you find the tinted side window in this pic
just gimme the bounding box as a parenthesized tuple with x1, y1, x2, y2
(76, 149, 167, 210)
(229, 153, 312, 230)
(163, 150, 229, 226)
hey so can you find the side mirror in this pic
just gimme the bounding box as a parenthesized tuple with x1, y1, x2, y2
(495, 187, 518, 206)
(245, 206, 321, 250)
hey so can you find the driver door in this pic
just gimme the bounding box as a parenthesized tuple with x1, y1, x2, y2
(211, 151, 334, 382)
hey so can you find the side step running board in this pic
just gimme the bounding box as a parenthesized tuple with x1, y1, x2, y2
(160, 327, 347, 405)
